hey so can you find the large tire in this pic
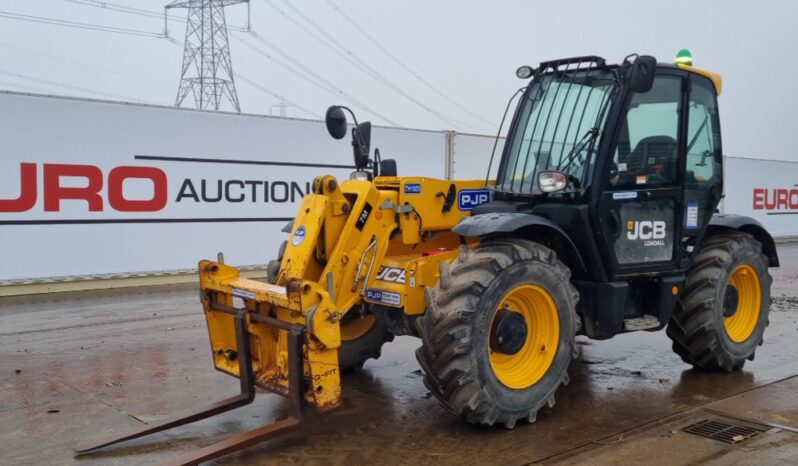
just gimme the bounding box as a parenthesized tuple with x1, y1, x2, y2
(415, 239, 578, 428)
(667, 232, 772, 371)
(337, 313, 394, 371)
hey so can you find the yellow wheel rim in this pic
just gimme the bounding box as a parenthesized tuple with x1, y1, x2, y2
(488, 284, 560, 389)
(340, 315, 376, 341)
(723, 264, 762, 343)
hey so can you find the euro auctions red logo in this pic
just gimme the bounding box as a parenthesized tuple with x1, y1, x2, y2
(752, 187, 798, 211)
(0, 163, 167, 212)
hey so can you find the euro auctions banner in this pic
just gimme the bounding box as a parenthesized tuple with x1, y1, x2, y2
(724, 157, 798, 237)
(0, 92, 446, 280)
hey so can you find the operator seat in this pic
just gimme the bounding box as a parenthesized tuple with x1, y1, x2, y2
(622, 135, 678, 184)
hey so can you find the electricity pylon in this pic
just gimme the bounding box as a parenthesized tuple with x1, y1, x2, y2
(166, 0, 248, 112)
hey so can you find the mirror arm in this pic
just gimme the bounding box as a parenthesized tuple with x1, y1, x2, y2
(337, 105, 370, 167)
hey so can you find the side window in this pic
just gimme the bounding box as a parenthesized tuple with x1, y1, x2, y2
(609, 76, 682, 188)
(686, 78, 721, 186)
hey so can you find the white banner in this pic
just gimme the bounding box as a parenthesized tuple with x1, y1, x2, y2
(450, 132, 505, 180)
(2, 91, 794, 282)
(0, 92, 445, 280)
(724, 157, 798, 237)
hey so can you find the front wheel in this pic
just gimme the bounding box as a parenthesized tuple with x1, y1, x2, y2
(265, 242, 392, 371)
(416, 239, 578, 428)
(667, 232, 772, 371)
(337, 312, 394, 371)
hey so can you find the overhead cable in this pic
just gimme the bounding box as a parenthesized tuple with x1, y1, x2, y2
(326, 0, 495, 131)
(236, 32, 401, 125)
(0, 11, 164, 37)
(0, 68, 152, 103)
(264, 0, 480, 131)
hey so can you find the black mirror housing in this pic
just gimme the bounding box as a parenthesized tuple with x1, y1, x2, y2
(629, 55, 656, 93)
(353, 121, 371, 169)
(325, 106, 348, 140)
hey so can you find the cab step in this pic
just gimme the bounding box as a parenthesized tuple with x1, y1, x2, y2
(623, 314, 661, 331)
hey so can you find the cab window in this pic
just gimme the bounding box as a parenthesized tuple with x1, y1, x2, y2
(609, 75, 682, 188)
(685, 77, 721, 186)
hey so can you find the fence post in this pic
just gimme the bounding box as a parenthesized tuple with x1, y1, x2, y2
(444, 130, 456, 180)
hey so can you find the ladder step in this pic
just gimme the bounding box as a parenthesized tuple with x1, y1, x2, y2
(623, 314, 661, 331)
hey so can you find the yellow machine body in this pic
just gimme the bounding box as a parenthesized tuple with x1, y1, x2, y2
(198, 175, 487, 411)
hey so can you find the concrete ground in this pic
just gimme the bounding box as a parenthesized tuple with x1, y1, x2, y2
(1, 243, 797, 465)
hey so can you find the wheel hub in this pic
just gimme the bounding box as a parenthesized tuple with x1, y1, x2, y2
(723, 285, 739, 318)
(490, 308, 528, 355)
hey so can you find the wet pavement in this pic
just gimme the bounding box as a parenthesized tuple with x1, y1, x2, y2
(2, 242, 798, 465)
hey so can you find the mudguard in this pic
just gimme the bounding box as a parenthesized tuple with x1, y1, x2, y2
(452, 212, 587, 274)
(708, 214, 779, 267)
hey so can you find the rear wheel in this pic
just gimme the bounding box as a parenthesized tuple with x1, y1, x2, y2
(416, 239, 578, 428)
(667, 233, 771, 371)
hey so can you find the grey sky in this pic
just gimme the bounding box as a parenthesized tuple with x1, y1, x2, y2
(0, 0, 796, 161)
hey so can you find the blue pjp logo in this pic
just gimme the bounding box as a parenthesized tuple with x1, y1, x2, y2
(458, 189, 492, 211)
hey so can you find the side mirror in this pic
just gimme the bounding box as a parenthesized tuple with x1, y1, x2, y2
(325, 106, 348, 140)
(353, 121, 371, 169)
(629, 55, 656, 93)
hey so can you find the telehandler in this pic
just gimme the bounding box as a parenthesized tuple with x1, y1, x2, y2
(78, 51, 778, 464)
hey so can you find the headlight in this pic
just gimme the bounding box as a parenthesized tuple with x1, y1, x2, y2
(538, 171, 568, 193)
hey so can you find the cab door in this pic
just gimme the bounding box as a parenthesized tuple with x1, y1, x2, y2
(681, 75, 723, 257)
(595, 72, 687, 277)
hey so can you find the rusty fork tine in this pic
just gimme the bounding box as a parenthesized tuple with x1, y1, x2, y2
(75, 310, 257, 454)
(163, 327, 305, 466)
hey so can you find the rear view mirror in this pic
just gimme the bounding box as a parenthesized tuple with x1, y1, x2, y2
(325, 106, 348, 140)
(629, 55, 656, 93)
(353, 121, 371, 169)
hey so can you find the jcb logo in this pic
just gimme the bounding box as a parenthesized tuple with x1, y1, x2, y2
(375, 266, 406, 284)
(627, 220, 666, 240)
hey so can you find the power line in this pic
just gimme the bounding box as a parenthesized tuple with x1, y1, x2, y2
(235, 32, 400, 125)
(59, 0, 250, 33)
(0, 41, 168, 84)
(264, 0, 480, 131)
(236, 73, 321, 118)
(0, 11, 164, 37)
(0, 69, 152, 103)
(326, 0, 495, 131)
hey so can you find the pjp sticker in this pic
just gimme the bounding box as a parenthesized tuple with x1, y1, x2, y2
(458, 188, 492, 211)
(365, 289, 401, 307)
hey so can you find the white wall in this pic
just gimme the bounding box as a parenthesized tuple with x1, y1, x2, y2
(723, 157, 798, 237)
(0, 92, 445, 280)
(1, 91, 795, 282)
(450, 132, 505, 180)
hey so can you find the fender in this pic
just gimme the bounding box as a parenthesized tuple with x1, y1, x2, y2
(453, 212, 587, 274)
(708, 214, 779, 267)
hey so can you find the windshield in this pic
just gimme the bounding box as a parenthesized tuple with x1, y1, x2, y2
(496, 68, 618, 194)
